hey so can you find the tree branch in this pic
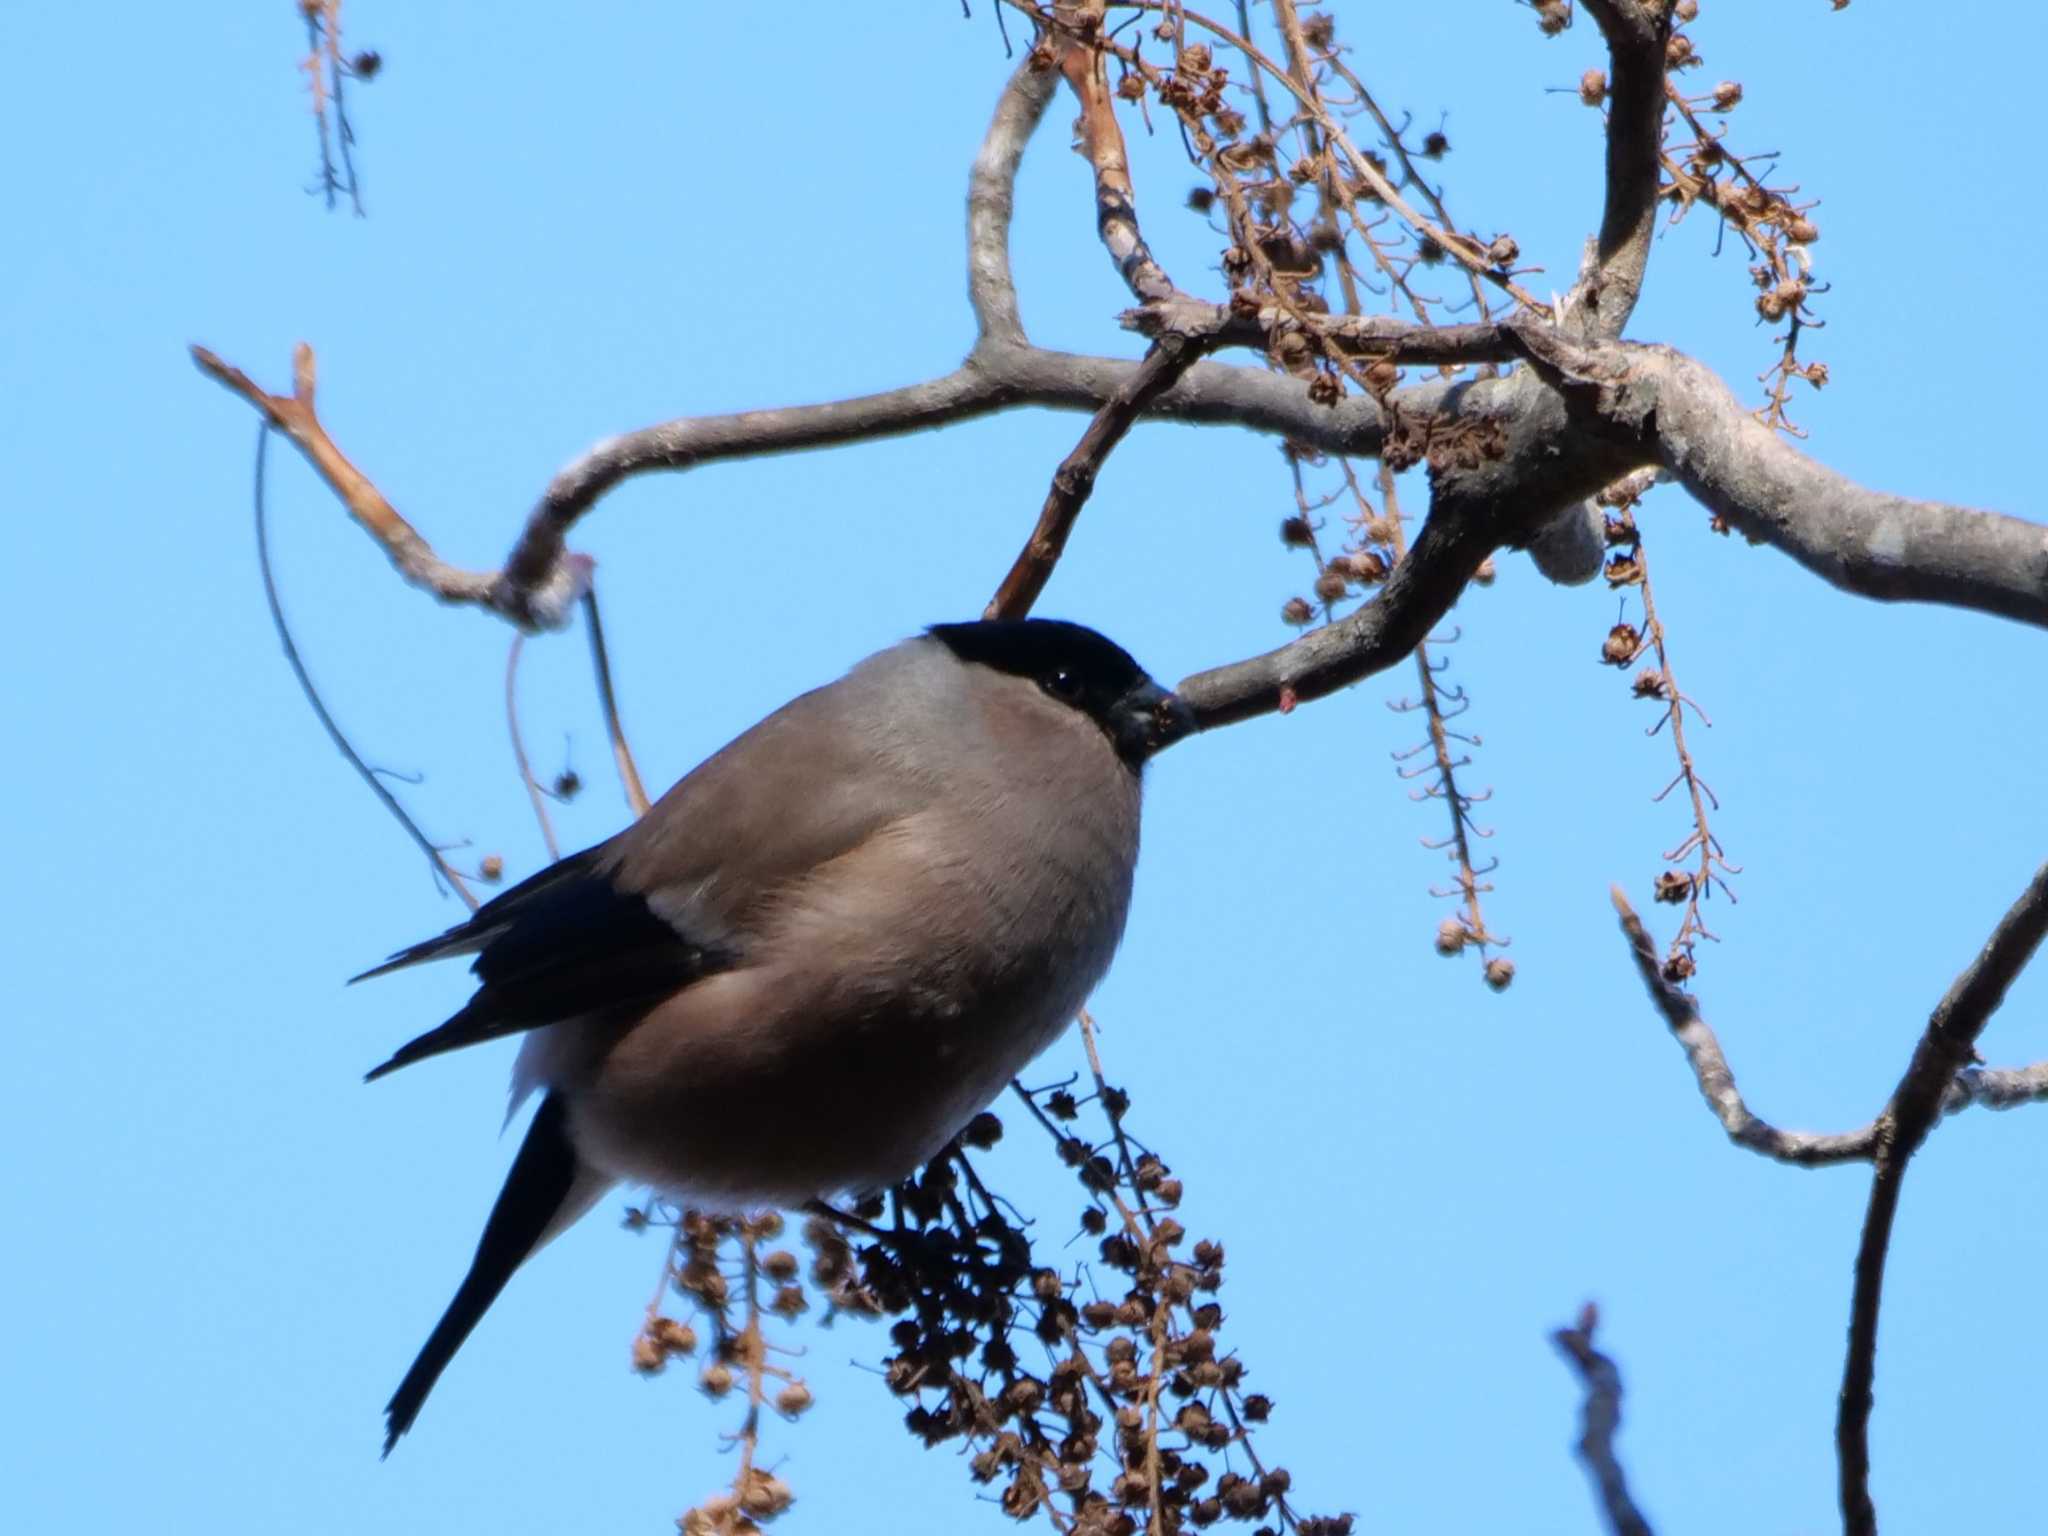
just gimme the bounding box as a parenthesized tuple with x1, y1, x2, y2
(1838, 857, 2048, 1536)
(1174, 483, 1496, 727)
(582, 585, 651, 818)
(251, 423, 478, 909)
(1570, 1, 1673, 339)
(1552, 1306, 1655, 1536)
(1609, 888, 1879, 1165)
(987, 329, 1216, 618)
(1509, 324, 2048, 631)
(1050, 0, 1183, 305)
(1122, 299, 1520, 366)
(195, 343, 523, 615)
(968, 54, 1059, 347)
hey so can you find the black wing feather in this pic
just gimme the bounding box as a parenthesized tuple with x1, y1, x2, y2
(359, 846, 731, 1081)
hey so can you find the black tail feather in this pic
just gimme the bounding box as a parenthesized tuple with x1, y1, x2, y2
(382, 1093, 581, 1455)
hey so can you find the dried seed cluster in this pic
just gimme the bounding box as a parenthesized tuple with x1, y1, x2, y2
(1592, 474, 1740, 984)
(632, 1063, 1349, 1535)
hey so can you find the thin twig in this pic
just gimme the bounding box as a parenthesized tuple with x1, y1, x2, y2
(581, 586, 650, 818)
(1629, 514, 1737, 977)
(1552, 1307, 1655, 1536)
(1375, 461, 1503, 962)
(251, 423, 477, 910)
(1610, 888, 1875, 1165)
(504, 633, 560, 860)
(987, 330, 1216, 618)
(1052, 0, 1183, 305)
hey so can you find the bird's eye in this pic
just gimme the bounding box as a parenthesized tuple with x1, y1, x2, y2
(1044, 668, 1083, 701)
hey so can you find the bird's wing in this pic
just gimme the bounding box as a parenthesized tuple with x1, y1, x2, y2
(361, 845, 730, 1081)
(358, 674, 936, 1082)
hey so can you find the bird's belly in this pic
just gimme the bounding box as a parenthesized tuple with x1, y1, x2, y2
(565, 966, 1094, 1210)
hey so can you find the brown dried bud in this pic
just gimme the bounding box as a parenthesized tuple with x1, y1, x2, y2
(479, 854, 505, 882)
(699, 1362, 735, 1398)
(1786, 216, 1819, 244)
(652, 1316, 698, 1355)
(1313, 569, 1349, 604)
(1579, 69, 1607, 106)
(1484, 956, 1516, 992)
(1307, 371, 1343, 406)
(1241, 1392, 1273, 1422)
(1755, 290, 1788, 322)
(1662, 950, 1697, 984)
(775, 1381, 814, 1417)
(1485, 234, 1519, 267)
(959, 1110, 1002, 1149)
(631, 1333, 666, 1374)
(738, 1469, 793, 1519)
(1280, 515, 1315, 548)
(1435, 916, 1469, 956)
(1363, 358, 1400, 396)
(1712, 80, 1743, 111)
(1186, 186, 1215, 214)
(1472, 555, 1497, 586)
(1654, 870, 1695, 904)
(1601, 623, 1642, 666)
(1220, 1474, 1268, 1518)
(1281, 596, 1314, 627)
(1604, 552, 1644, 587)
(1116, 72, 1146, 102)
(1676, 0, 1699, 18)
(1801, 360, 1829, 389)
(1665, 32, 1695, 67)
(350, 50, 382, 81)
(1631, 668, 1668, 700)
(1421, 130, 1449, 159)
(552, 768, 581, 799)
(1532, 0, 1569, 36)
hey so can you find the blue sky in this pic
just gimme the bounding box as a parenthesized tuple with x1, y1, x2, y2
(11, 4, 2048, 1532)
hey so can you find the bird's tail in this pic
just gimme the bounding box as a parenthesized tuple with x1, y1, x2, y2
(382, 1092, 611, 1454)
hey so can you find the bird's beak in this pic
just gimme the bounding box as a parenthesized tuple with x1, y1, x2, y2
(1119, 681, 1199, 760)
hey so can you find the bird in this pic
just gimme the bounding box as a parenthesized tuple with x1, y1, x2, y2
(357, 618, 1196, 1453)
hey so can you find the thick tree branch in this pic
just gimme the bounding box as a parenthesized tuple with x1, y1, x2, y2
(1570, 1, 1673, 339)
(1838, 857, 2048, 1536)
(1174, 484, 1497, 727)
(1552, 1308, 1655, 1536)
(1512, 325, 2048, 631)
